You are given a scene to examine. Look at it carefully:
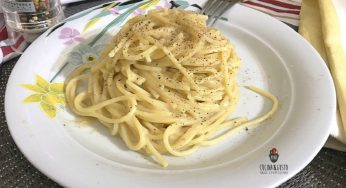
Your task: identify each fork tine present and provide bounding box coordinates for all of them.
[201,0,217,15]
[210,0,240,26]
[206,0,228,25]
[206,0,225,16]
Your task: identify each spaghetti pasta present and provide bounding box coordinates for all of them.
[65,9,278,167]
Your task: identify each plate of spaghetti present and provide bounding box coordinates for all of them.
[5,0,336,187]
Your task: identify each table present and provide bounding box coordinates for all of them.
[1,0,345,187]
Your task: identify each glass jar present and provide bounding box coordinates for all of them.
[0,0,64,42]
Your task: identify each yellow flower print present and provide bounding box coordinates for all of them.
[21,75,65,118]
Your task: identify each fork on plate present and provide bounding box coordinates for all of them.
[201,0,242,26]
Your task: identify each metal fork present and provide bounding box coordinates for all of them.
[201,0,241,26]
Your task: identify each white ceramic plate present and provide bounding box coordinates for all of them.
[5,1,336,187]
